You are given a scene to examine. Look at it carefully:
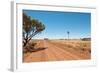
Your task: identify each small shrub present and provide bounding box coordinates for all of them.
[81,48,85,51]
[23,42,37,53]
[66,44,73,48]
[88,49,91,53]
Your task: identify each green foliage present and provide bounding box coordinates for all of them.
[23,13,45,47]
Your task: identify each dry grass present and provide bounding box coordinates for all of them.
[49,39,91,57]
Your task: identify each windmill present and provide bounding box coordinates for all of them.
[67,31,70,40]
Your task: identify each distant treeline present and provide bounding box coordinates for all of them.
[80,38,91,41]
[43,38,91,41]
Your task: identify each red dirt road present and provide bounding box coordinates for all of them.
[23,40,90,62]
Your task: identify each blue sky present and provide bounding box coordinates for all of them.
[23,10,91,39]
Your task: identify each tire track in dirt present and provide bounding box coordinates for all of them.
[44,40,81,60]
[43,40,60,61]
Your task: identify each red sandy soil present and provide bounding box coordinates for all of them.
[23,40,91,62]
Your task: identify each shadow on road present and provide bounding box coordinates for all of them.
[31,47,47,52]
[23,46,48,53]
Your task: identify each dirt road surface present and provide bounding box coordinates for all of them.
[23,40,90,62]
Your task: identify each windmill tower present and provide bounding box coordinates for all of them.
[67,31,70,40]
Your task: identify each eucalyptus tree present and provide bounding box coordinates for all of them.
[23,13,45,47]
